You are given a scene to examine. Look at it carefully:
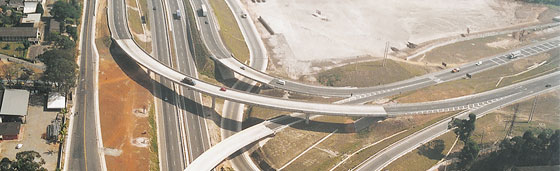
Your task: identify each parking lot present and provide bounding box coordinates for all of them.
[0,96,61,170]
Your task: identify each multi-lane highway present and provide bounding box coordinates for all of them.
[65,0,104,170]
[355,72,560,171]
[190,0,560,97]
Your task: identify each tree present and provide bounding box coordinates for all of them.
[0,151,47,171]
[22,40,31,49]
[450,114,477,142]
[3,43,10,50]
[42,56,77,94]
[1,63,23,85]
[50,1,80,22]
[458,139,479,168]
[35,3,44,14]
[66,25,78,40]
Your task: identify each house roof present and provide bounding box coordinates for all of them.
[0,89,29,116]
[21,13,41,23]
[23,1,37,13]
[0,122,21,135]
[0,27,38,38]
[49,18,60,33]
[47,92,65,109]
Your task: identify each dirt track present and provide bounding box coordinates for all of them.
[95,0,155,170]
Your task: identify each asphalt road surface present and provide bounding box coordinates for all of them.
[355,72,560,171]
[66,0,101,169]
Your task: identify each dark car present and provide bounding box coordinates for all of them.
[182,77,196,86]
[545,84,552,88]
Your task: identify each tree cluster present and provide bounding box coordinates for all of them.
[449,114,480,169]
[0,6,23,27]
[37,49,77,94]
[0,151,47,171]
[471,129,560,170]
[50,0,81,22]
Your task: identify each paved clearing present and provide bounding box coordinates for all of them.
[0,101,60,170]
[248,0,545,77]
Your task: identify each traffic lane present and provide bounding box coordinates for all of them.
[112,0,131,39]
[160,79,186,170]
[385,72,560,113]
[357,83,557,171]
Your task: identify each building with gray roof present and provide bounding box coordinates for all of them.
[0,27,40,42]
[0,89,30,123]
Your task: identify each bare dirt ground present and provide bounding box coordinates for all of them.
[246,0,548,78]
[95,0,155,170]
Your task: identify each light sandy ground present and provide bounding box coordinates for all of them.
[246,0,545,77]
[0,105,60,170]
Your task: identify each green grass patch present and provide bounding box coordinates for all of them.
[207,0,250,63]
[383,132,457,171]
[317,59,432,87]
[0,42,26,58]
[126,4,143,35]
[148,103,160,171]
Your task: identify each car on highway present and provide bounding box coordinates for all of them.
[546,84,552,88]
[451,68,461,73]
[241,14,247,18]
[220,87,227,91]
[276,79,286,85]
[182,77,196,86]
[475,61,482,66]
[153,7,156,10]
[240,66,245,70]
[507,50,521,59]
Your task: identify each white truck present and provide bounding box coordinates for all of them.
[175,10,181,19]
[201,5,208,17]
[507,50,521,59]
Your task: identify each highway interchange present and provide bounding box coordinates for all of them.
[65,0,560,170]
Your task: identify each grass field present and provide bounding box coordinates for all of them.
[207,0,250,63]
[316,59,434,87]
[383,132,457,171]
[255,111,456,170]
[393,51,556,103]
[420,34,518,64]
[0,42,26,58]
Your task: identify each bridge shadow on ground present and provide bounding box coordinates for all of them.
[110,41,360,133]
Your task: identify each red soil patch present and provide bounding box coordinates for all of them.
[95,0,155,170]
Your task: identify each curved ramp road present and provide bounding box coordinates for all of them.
[191,0,560,97]
[114,39,387,116]
[184,71,560,171]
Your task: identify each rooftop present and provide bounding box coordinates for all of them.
[0,27,38,38]
[23,1,38,13]
[47,92,65,109]
[0,89,29,116]
[21,13,41,24]
[0,122,21,135]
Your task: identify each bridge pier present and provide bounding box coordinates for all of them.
[211,96,216,109]
[305,114,310,124]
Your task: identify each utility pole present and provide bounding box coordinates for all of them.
[528,96,538,123]
[505,104,519,139]
[383,41,389,67]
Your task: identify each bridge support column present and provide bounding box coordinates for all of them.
[211,96,216,109]
[305,114,310,124]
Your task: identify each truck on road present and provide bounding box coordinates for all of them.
[175,10,181,19]
[201,5,208,17]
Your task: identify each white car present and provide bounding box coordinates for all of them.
[16,144,23,149]
[475,61,482,66]
[276,79,286,85]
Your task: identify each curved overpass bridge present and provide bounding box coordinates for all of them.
[107,0,388,117]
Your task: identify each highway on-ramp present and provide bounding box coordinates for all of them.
[354,72,560,171]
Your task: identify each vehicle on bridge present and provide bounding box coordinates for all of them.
[175,10,181,19]
[182,77,196,85]
[507,50,521,59]
[201,5,208,17]
[275,79,286,85]
[451,68,461,73]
